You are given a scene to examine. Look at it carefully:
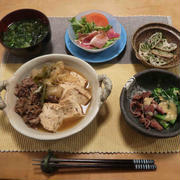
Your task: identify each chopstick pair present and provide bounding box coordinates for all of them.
[32,151,157,173]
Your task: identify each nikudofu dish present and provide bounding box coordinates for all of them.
[0,54,112,140]
[14,61,92,132]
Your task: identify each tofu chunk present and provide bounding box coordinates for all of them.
[59,71,87,88]
[62,88,91,105]
[39,98,84,132]
[39,103,64,132]
[60,83,91,105]
[59,98,84,121]
[69,71,87,88]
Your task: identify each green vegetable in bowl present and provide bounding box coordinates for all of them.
[152,88,180,108]
[152,87,180,127]
[69,17,112,38]
[2,19,48,48]
[102,38,119,48]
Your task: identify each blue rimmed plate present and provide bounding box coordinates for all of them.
[65,24,127,63]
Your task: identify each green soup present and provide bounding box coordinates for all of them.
[2,19,49,48]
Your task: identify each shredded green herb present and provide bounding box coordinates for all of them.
[152,87,180,128]
[152,87,180,111]
[3,19,48,48]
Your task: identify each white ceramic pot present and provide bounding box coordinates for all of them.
[0,54,112,140]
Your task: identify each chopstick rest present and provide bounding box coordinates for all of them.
[32,151,157,173]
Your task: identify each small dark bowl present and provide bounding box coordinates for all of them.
[132,23,180,69]
[120,69,180,138]
[0,9,51,58]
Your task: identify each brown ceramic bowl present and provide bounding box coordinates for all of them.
[132,23,180,69]
[0,9,51,58]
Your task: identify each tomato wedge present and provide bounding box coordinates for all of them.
[84,12,109,27]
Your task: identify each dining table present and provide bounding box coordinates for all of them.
[0,0,180,180]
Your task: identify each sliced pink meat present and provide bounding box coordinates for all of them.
[107,28,120,39]
[81,31,99,43]
[75,28,120,49]
[75,40,93,49]
[90,32,109,48]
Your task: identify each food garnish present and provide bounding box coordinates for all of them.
[84,12,109,27]
[130,87,180,131]
[138,32,177,66]
[69,12,120,49]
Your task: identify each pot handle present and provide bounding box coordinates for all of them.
[98,74,112,104]
[0,80,8,110]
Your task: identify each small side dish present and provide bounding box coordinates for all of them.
[138,32,177,66]
[69,12,120,49]
[14,61,92,132]
[120,69,180,138]
[130,88,180,131]
[68,10,120,52]
[132,23,180,69]
[2,19,49,48]
[0,9,51,57]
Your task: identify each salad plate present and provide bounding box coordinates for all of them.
[65,23,127,63]
[68,10,121,53]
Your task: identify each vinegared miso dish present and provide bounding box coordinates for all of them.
[130,87,180,131]
[14,61,92,132]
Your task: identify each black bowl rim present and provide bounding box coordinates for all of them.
[120,68,180,138]
[0,8,51,50]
